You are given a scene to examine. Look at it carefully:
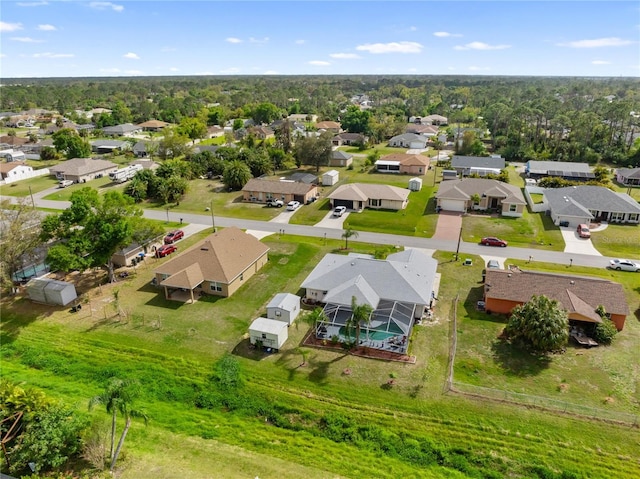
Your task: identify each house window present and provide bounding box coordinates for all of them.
[261,333,266,339]
[610,212,625,222]
[275,310,281,317]
[240,273,244,281]
[210,282,223,292]
[628,213,639,222]
[369,199,381,207]
[509,204,517,212]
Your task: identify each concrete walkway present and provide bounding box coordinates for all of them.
[560,226,602,256]
[314,209,349,229]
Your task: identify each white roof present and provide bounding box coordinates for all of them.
[267,293,300,311]
[249,317,288,335]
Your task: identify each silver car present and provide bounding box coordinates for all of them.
[608,259,640,272]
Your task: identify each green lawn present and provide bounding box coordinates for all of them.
[338,144,403,156]
[462,208,564,251]
[530,193,544,204]
[42,176,123,201]
[505,165,525,187]
[198,136,227,146]
[452,257,640,415]
[591,223,640,259]
[1,174,59,197]
[2,240,638,477]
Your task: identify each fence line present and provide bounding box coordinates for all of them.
[446,296,639,427]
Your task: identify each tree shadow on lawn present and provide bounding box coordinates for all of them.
[306,352,349,386]
[490,339,552,377]
[0,297,56,345]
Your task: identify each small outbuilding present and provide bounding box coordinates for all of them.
[26,278,77,306]
[249,317,289,351]
[442,170,458,181]
[322,169,339,186]
[266,293,301,325]
[408,177,423,191]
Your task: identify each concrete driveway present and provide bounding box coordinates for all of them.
[314,209,349,229]
[269,208,298,224]
[560,226,602,256]
[432,211,462,241]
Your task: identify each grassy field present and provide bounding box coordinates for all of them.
[42,176,124,200]
[462,208,565,251]
[1,174,59,196]
[591,223,640,259]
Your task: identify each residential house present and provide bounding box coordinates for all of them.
[266,293,301,325]
[90,139,128,154]
[332,133,366,147]
[154,227,270,303]
[315,121,341,133]
[409,114,448,126]
[436,178,526,216]
[329,150,353,167]
[241,178,318,205]
[130,159,159,171]
[376,153,430,175]
[248,126,275,140]
[137,119,171,132]
[0,136,29,148]
[0,149,27,162]
[543,186,640,226]
[328,183,410,211]
[616,167,640,186]
[102,123,142,137]
[50,158,118,183]
[405,124,439,137]
[206,125,225,138]
[526,161,595,182]
[0,162,34,182]
[132,141,157,158]
[288,113,317,123]
[289,172,318,184]
[111,237,163,268]
[301,249,438,353]
[388,133,427,149]
[484,268,629,331]
[451,155,505,177]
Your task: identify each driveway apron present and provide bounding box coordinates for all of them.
[432,212,462,241]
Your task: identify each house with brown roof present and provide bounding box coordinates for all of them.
[49,158,118,183]
[0,136,30,148]
[484,268,630,331]
[376,154,430,175]
[332,133,366,147]
[248,126,275,140]
[241,178,318,205]
[154,227,270,303]
[315,121,341,133]
[405,124,439,137]
[328,183,410,211]
[436,178,526,217]
[206,125,225,138]
[137,119,171,132]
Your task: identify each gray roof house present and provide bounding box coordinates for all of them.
[301,249,438,354]
[436,178,526,217]
[102,123,142,137]
[451,156,505,176]
[90,139,128,154]
[289,172,318,184]
[50,158,118,183]
[329,150,353,167]
[526,161,595,181]
[616,167,640,186]
[543,186,640,226]
[388,133,427,149]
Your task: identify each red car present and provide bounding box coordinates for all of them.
[481,237,508,247]
[156,244,177,258]
[164,229,184,244]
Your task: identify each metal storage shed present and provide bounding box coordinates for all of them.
[322,170,339,186]
[249,317,289,351]
[26,278,77,306]
[408,177,423,191]
[266,293,301,325]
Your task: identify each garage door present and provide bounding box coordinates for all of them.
[333,199,354,209]
[440,199,466,212]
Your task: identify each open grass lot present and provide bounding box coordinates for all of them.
[591,223,640,259]
[2,235,640,477]
[462,208,564,251]
[505,164,525,187]
[42,175,123,200]
[338,144,400,156]
[453,257,640,415]
[0,174,59,196]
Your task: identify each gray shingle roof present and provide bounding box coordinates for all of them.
[527,161,591,175]
[544,186,640,215]
[617,167,640,180]
[50,157,117,176]
[436,178,526,204]
[452,155,505,169]
[328,183,410,202]
[242,178,317,195]
[331,150,353,160]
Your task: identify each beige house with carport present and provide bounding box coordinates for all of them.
[50,158,118,183]
[435,178,526,217]
[241,178,318,205]
[154,227,269,303]
[328,183,410,211]
[376,153,430,175]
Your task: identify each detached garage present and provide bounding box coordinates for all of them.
[249,317,289,351]
[26,278,77,306]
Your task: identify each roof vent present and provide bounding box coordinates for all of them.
[508,273,512,278]
[350,262,355,266]
[201,248,208,251]
[570,280,575,285]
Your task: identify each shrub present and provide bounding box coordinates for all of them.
[592,319,617,345]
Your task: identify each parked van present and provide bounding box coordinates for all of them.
[577,224,591,238]
[59,179,74,188]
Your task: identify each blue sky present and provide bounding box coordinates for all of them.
[1,1,639,78]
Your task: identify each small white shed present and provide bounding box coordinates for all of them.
[266,293,301,325]
[26,278,77,306]
[408,177,423,191]
[322,170,339,186]
[249,317,289,351]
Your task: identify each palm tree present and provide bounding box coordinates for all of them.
[348,296,373,346]
[341,227,358,250]
[89,378,147,471]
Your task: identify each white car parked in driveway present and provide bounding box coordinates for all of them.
[332,206,347,217]
[286,201,300,211]
[608,259,640,272]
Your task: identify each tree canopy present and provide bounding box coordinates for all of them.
[52,128,91,159]
[294,131,332,172]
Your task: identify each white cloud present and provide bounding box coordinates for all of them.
[295,39,305,45]
[99,67,121,73]
[0,53,6,58]
[407,67,417,72]
[32,52,74,58]
[17,1,48,6]
[89,2,124,13]
[226,37,242,44]
[124,70,143,75]
[11,37,44,43]
[37,24,56,31]
[196,71,215,75]
[591,60,611,65]
[468,66,491,71]
[169,67,179,72]
[558,37,633,48]
[356,41,423,54]
[409,26,417,32]
[220,67,240,74]
[249,37,269,44]
[433,31,462,38]
[329,53,361,59]
[308,60,330,66]
[123,52,140,60]
[454,41,510,51]
[264,70,279,75]
[1,22,24,32]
